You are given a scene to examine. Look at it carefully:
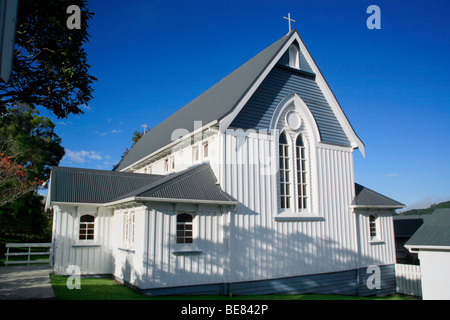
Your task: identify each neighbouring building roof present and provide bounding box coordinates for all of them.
[393,216,425,238]
[46,164,237,208]
[405,209,450,249]
[351,183,405,209]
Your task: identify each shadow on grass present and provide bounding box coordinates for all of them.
[49,274,419,301]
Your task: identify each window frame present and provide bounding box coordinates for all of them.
[202,141,209,159]
[295,134,308,211]
[164,158,169,173]
[278,131,292,210]
[278,130,311,214]
[79,214,95,241]
[289,44,300,69]
[192,145,199,162]
[176,213,194,245]
[122,210,135,248]
[369,215,377,239]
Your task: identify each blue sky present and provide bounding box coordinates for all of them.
[39,0,450,210]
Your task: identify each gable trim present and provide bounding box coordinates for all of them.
[219,30,365,157]
[293,33,365,157]
[219,32,296,133]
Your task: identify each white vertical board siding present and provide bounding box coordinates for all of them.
[222,132,359,282]
[52,205,114,275]
[316,146,358,271]
[355,209,397,267]
[141,203,229,289]
[112,206,147,288]
[131,133,219,176]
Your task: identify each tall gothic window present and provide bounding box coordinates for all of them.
[279,132,291,209]
[296,135,307,210]
[278,130,310,212]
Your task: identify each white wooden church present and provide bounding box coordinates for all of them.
[46,28,405,296]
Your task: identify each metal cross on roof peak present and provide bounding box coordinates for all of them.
[283,13,295,33]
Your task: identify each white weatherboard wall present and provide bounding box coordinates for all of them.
[418,250,450,300]
[52,205,114,275]
[140,202,231,289]
[112,205,147,288]
[354,209,397,267]
[221,131,362,282]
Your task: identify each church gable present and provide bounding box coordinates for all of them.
[116,30,364,172]
[229,60,351,147]
[229,39,351,147]
[277,41,314,74]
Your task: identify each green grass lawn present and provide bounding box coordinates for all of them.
[49,274,419,300]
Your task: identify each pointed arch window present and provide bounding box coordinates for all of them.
[289,44,300,69]
[278,131,310,213]
[279,132,291,209]
[296,135,308,210]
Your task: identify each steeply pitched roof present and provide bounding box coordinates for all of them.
[351,183,405,209]
[47,164,237,208]
[115,32,293,171]
[116,29,366,171]
[405,209,450,249]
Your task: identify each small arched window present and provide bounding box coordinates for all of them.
[289,44,300,69]
[296,135,307,210]
[176,213,193,244]
[279,132,291,209]
[79,214,95,240]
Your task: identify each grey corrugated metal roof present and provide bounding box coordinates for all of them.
[113,163,237,203]
[351,183,405,208]
[393,217,424,237]
[115,31,294,171]
[405,209,450,248]
[49,166,163,204]
[48,164,236,206]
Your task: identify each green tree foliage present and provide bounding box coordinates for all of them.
[0,0,96,119]
[0,105,63,239]
[132,130,144,144]
[0,104,64,182]
[0,152,42,206]
[0,192,51,241]
[113,127,151,170]
[399,201,450,216]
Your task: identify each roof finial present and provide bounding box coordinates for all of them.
[283,13,295,33]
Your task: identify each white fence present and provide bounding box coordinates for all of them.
[395,263,422,297]
[4,243,52,266]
